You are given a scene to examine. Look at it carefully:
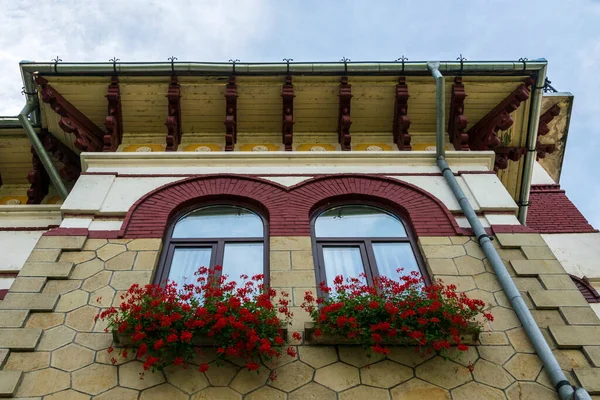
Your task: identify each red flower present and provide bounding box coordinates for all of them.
[181,331,193,343]
[167,334,178,343]
[136,343,147,358]
[369,301,380,309]
[287,347,297,357]
[143,356,159,370]
[457,344,469,352]
[246,362,260,371]
[198,363,210,372]
[292,332,302,341]
[153,339,164,350]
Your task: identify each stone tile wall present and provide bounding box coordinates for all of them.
[0,234,599,399]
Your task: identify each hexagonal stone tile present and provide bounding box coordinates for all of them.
[421,245,466,258]
[3,351,50,372]
[55,290,89,312]
[479,331,509,345]
[140,383,188,400]
[464,240,486,259]
[507,328,535,353]
[360,360,412,388]
[97,244,127,261]
[289,382,336,400]
[387,347,435,367]
[415,356,472,389]
[91,285,116,308]
[15,368,70,397]
[37,325,76,351]
[465,289,497,307]
[229,366,270,394]
[43,279,82,295]
[45,389,90,399]
[120,361,165,390]
[82,271,113,292]
[134,251,159,270]
[472,359,515,389]
[25,312,65,329]
[552,349,590,369]
[506,381,558,399]
[269,361,314,392]
[51,343,94,371]
[489,307,521,331]
[314,362,359,392]
[191,387,241,400]
[75,332,112,350]
[340,386,390,400]
[474,273,502,292]
[96,345,136,366]
[454,255,486,275]
[504,353,543,380]
[65,305,98,331]
[111,271,152,290]
[298,346,338,368]
[106,251,137,271]
[93,386,139,399]
[203,361,238,386]
[83,238,107,250]
[72,363,117,395]
[338,346,385,367]
[164,365,209,394]
[59,251,97,264]
[451,381,505,400]
[390,378,450,400]
[262,348,298,369]
[70,259,105,280]
[478,345,515,365]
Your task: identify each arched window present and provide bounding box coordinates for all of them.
[313,204,425,290]
[156,205,267,287]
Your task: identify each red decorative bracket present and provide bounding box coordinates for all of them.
[104,76,123,152]
[538,104,561,137]
[165,76,182,151]
[448,77,469,150]
[224,76,238,151]
[282,76,295,151]
[338,77,352,151]
[27,146,50,204]
[393,77,411,150]
[536,142,556,160]
[494,146,526,171]
[35,76,104,152]
[467,78,533,151]
[40,130,81,182]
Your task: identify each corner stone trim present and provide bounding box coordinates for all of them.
[121,174,461,238]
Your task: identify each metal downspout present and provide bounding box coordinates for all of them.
[518,64,547,224]
[426,62,591,400]
[17,99,69,200]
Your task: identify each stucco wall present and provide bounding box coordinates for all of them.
[1,233,599,398]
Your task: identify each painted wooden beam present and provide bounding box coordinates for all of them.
[224,76,238,151]
[494,146,526,171]
[165,76,182,151]
[337,76,352,151]
[40,129,81,182]
[281,76,295,151]
[392,77,411,151]
[104,76,123,152]
[448,77,469,151]
[538,104,561,137]
[26,146,50,204]
[35,76,104,152]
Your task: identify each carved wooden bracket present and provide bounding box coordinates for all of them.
[35,76,104,152]
[536,142,556,159]
[165,76,182,151]
[538,104,561,136]
[494,146,526,171]
[104,76,123,152]
[39,130,81,182]
[448,77,469,150]
[27,146,50,204]
[224,76,238,151]
[393,77,411,150]
[338,77,352,151]
[467,78,533,151]
[282,76,295,151]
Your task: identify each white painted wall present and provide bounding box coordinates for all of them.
[462,174,518,210]
[0,231,44,272]
[99,177,185,214]
[542,233,600,280]
[532,161,556,185]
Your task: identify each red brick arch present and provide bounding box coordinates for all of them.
[121,174,461,238]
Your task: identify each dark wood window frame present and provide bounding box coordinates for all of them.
[155,202,270,286]
[310,201,429,294]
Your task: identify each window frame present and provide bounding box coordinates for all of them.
[155,202,270,286]
[310,201,429,293]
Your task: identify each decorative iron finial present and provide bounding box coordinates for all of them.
[518,57,528,72]
[109,57,120,74]
[229,59,240,74]
[457,54,467,73]
[396,55,408,72]
[283,58,293,73]
[543,77,558,93]
[52,56,62,73]
[168,56,178,74]
[340,57,351,73]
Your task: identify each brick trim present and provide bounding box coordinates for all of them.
[120,174,462,238]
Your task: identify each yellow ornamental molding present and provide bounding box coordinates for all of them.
[122,144,166,152]
[182,144,223,152]
[296,144,337,152]
[239,144,281,152]
[0,196,28,205]
[353,143,393,151]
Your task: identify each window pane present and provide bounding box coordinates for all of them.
[173,205,263,238]
[322,246,365,290]
[315,205,406,238]
[223,243,263,284]
[372,242,419,279]
[168,248,212,288]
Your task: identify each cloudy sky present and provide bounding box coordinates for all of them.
[1,0,599,227]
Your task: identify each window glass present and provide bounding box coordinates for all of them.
[315,205,406,238]
[223,243,264,283]
[168,248,212,288]
[173,205,263,238]
[372,242,419,278]
[322,246,365,290]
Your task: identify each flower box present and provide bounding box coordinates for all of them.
[303,322,478,346]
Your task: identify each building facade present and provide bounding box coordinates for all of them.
[0,59,599,399]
